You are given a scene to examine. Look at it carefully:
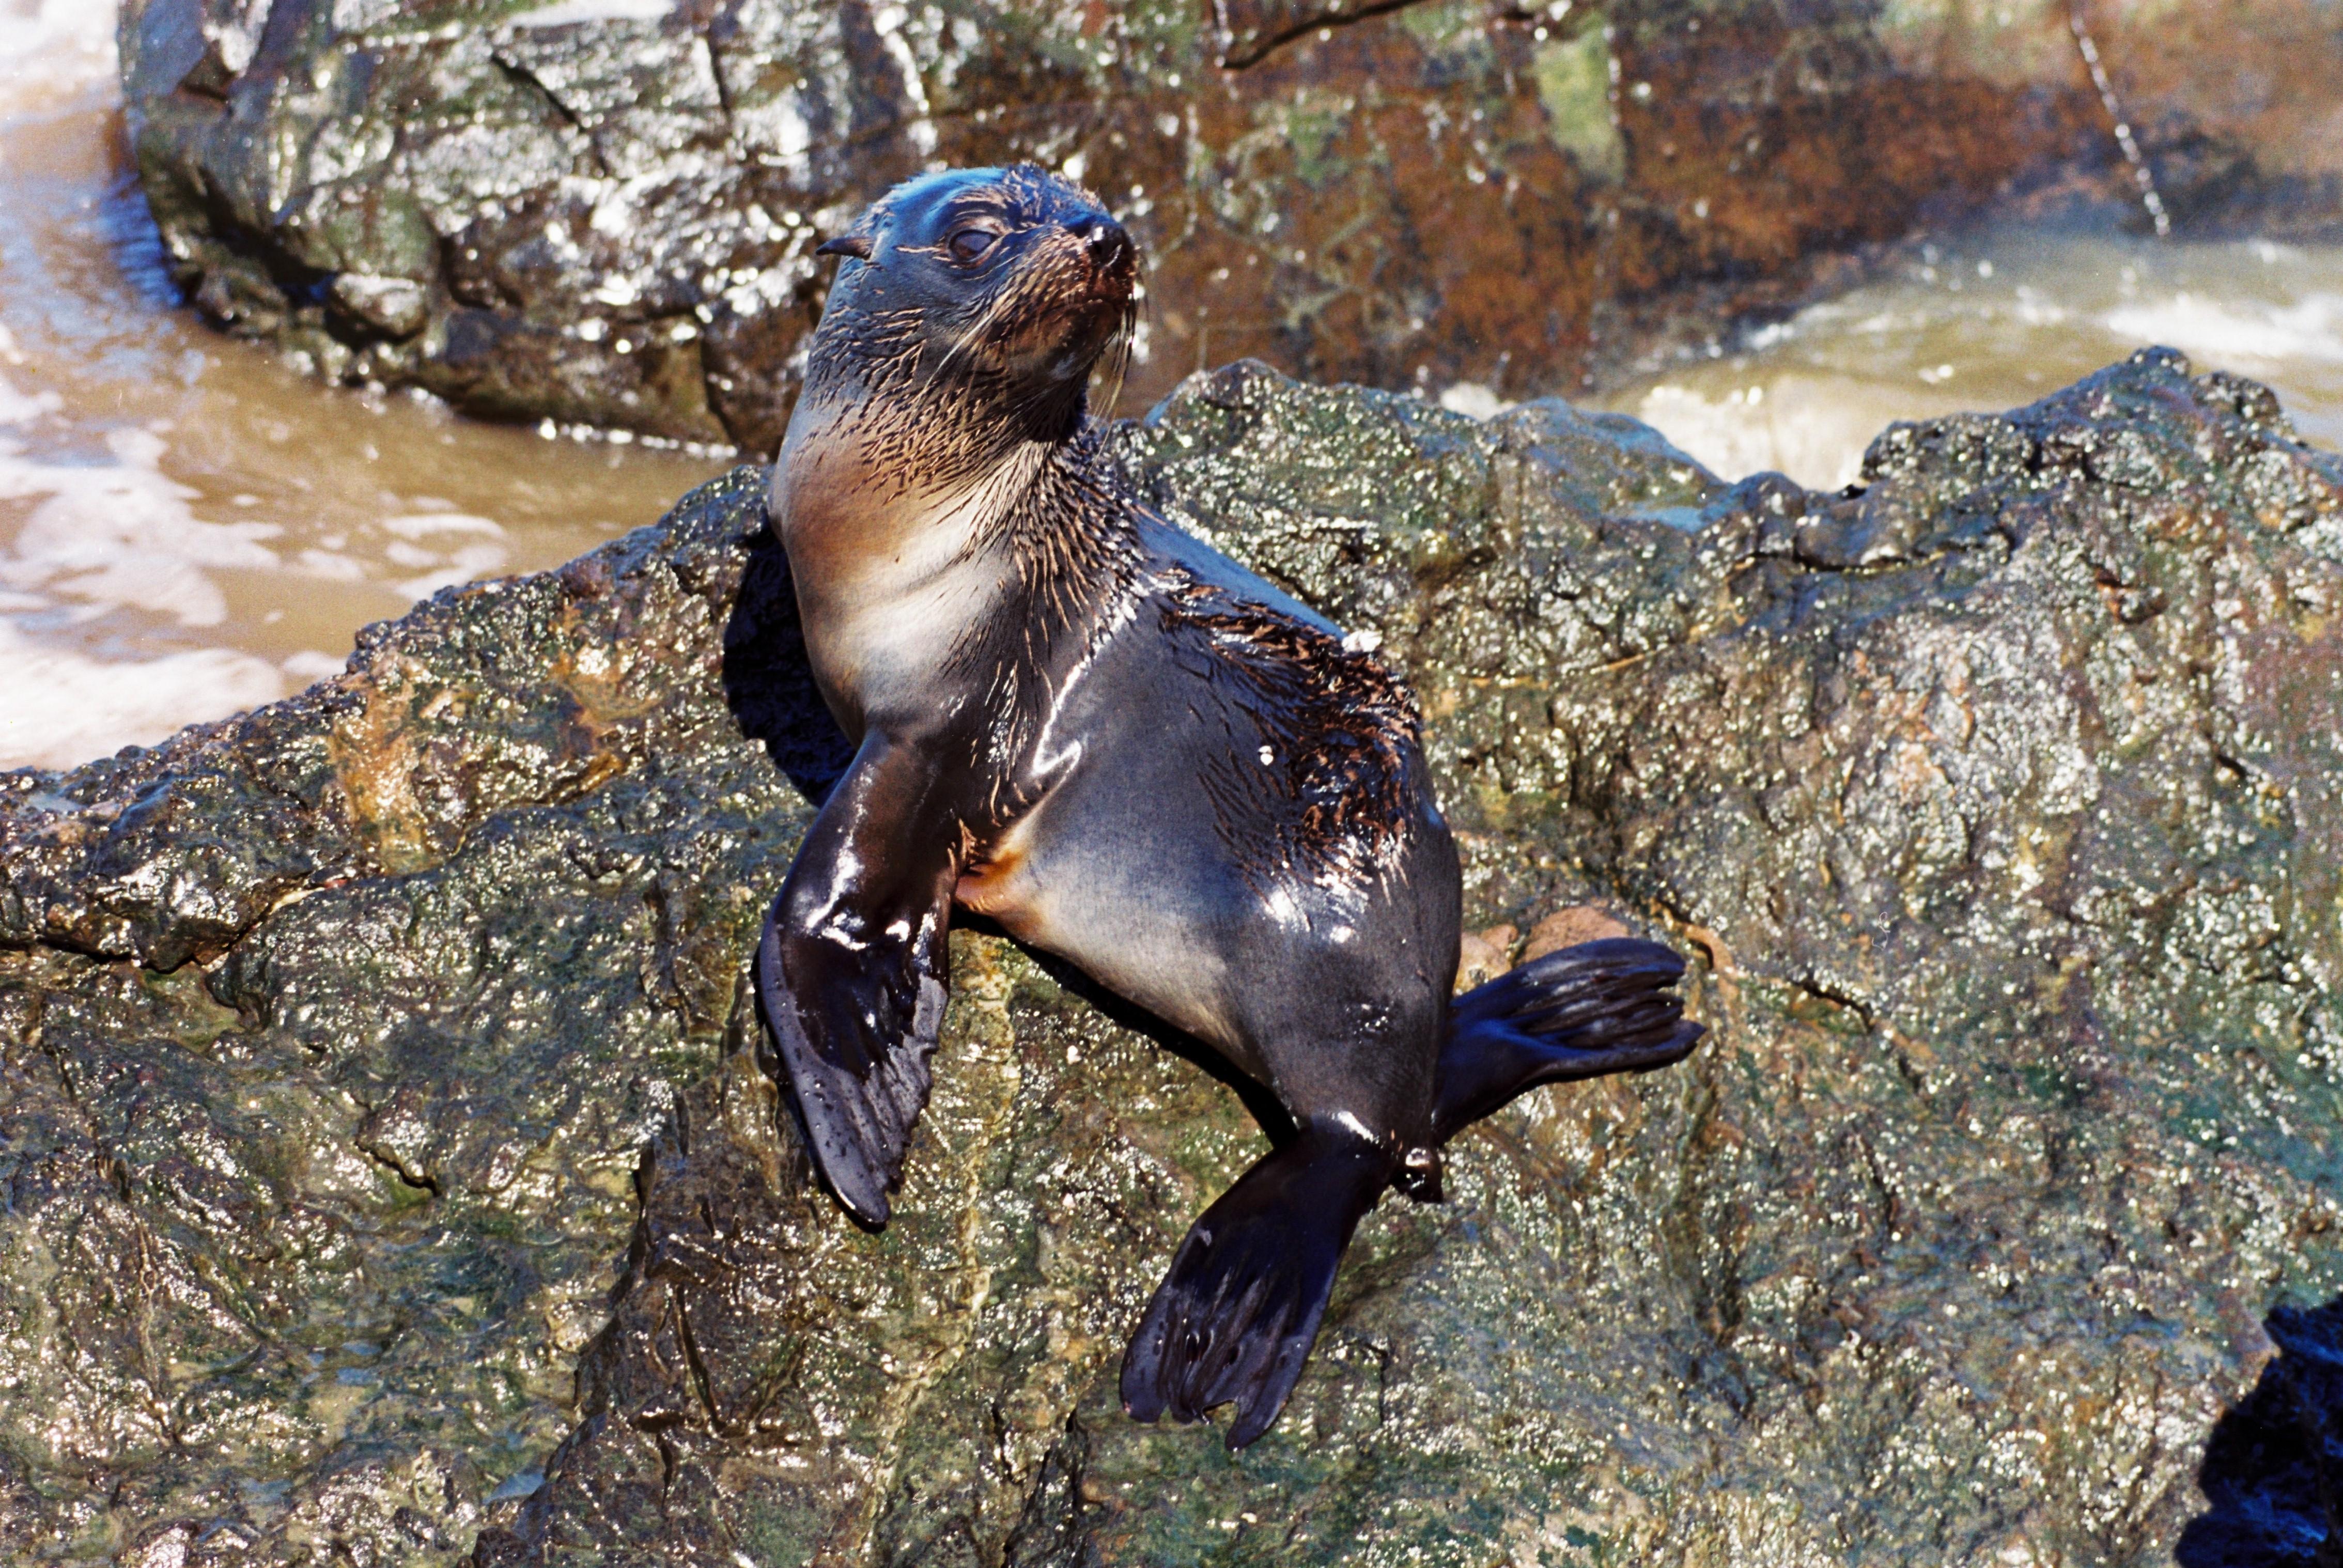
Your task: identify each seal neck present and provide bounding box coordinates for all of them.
[802,292,1095,472]
[771,395,1137,740]
[772,383,1065,571]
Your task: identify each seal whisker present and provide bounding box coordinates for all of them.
[1096,302,1137,416]
[928,273,1033,392]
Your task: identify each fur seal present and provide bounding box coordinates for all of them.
[757,165,1702,1449]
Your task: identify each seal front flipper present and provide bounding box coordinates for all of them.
[1121,1118,1396,1449]
[1432,937,1703,1143]
[757,735,959,1227]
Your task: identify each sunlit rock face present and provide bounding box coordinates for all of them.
[113,0,2343,457]
[3,349,2341,1562]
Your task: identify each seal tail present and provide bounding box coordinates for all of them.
[1432,938,1703,1143]
[1121,1118,1394,1450]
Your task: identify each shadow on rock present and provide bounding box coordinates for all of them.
[720,523,855,805]
[2178,1299,2343,1567]
[1006,929,1299,1147]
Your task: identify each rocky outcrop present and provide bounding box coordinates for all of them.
[4,350,2343,1564]
[116,0,2343,456]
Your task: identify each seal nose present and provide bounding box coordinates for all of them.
[1069,215,1133,274]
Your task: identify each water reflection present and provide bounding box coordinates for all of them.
[0,0,728,770]
[1593,229,2343,489]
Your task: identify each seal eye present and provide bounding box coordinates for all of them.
[945,226,999,265]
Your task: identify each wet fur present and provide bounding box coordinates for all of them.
[757,165,1700,1449]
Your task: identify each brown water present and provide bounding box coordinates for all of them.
[1582,231,2343,491]
[0,0,729,770]
[6,2,2340,772]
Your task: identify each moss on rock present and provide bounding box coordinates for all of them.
[3,351,2342,1563]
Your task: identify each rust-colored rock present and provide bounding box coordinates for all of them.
[115,0,2343,456]
[1520,902,1632,962]
[1454,927,1512,990]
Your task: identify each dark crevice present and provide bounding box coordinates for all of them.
[1853,1130,1902,1239]
[1655,1024,1752,1409]
[1213,0,1435,70]
[654,1431,679,1507]
[700,30,734,126]
[22,1000,77,1107]
[1000,1414,1095,1566]
[358,1139,443,1198]
[1791,974,1879,1030]
[489,54,614,180]
[672,1293,719,1427]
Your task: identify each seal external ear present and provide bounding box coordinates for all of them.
[815,234,872,260]
[1430,937,1704,1143]
[1121,1118,1397,1449]
[756,736,959,1225]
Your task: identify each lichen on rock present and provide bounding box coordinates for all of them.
[3,350,2342,1563]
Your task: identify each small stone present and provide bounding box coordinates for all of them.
[328,273,430,339]
[1519,904,1632,963]
[1455,929,1510,992]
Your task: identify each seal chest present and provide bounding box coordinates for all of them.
[754,164,1702,1449]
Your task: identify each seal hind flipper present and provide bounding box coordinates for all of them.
[1431,937,1703,1143]
[1121,1119,1396,1449]
[756,737,958,1227]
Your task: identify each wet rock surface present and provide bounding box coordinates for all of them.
[115,0,2343,455]
[4,349,2343,1563]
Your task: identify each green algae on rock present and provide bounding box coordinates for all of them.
[4,351,2343,1563]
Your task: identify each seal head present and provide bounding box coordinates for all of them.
[806,166,1136,451]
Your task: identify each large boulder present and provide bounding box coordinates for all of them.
[113,0,2343,456]
[4,349,2342,1564]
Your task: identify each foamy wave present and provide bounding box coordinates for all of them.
[0,0,118,107]
[0,419,283,627]
[0,364,306,766]
[0,618,293,771]
[2103,293,2343,367]
[1437,382,1513,421]
[381,510,509,598]
[1633,377,1911,489]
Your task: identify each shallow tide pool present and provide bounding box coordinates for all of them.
[4,0,2340,771]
